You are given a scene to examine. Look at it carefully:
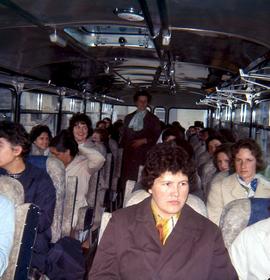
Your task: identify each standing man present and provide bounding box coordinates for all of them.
[120,90,161,187]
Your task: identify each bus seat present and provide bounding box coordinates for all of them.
[98,212,112,244]
[46,156,66,242]
[137,165,144,182]
[220,198,270,248]
[3,203,39,280]
[124,190,208,218]
[61,176,77,237]
[27,155,66,242]
[123,180,136,207]
[0,176,39,280]
[111,148,123,192]
[0,175,24,205]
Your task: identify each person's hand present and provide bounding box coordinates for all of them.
[131,138,147,148]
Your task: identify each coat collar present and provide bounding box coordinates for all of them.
[133,197,204,274]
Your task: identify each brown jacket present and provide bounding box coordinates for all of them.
[89,197,237,280]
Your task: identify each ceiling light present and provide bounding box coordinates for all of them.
[113,8,144,22]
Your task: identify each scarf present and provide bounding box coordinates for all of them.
[128,110,146,131]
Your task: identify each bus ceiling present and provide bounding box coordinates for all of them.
[0,0,269,108]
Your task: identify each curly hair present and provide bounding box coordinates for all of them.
[29,124,52,143]
[0,121,31,158]
[68,113,93,138]
[231,139,265,172]
[93,128,109,143]
[141,142,195,191]
[213,143,233,170]
[133,90,152,103]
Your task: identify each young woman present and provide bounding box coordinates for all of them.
[0,121,55,273]
[29,124,52,155]
[207,139,270,225]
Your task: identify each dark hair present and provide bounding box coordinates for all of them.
[141,142,195,191]
[213,143,233,170]
[29,124,52,143]
[133,90,152,103]
[206,136,224,152]
[162,127,185,142]
[0,121,31,158]
[49,129,78,157]
[68,113,93,138]
[93,128,109,143]
[96,120,106,128]
[231,139,265,172]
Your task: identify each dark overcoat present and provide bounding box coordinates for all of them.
[120,110,161,183]
[89,197,237,280]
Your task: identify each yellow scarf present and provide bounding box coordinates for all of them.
[151,201,180,245]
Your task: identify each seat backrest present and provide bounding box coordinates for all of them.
[0,176,39,280]
[2,203,39,280]
[111,148,123,192]
[98,212,112,244]
[137,165,144,182]
[0,175,24,206]
[46,156,66,242]
[61,176,78,237]
[123,180,136,207]
[220,197,270,248]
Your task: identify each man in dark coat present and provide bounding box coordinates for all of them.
[120,90,161,187]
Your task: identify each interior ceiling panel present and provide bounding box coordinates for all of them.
[0,0,269,107]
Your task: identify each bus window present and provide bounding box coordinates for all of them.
[20,92,58,134]
[101,103,113,123]
[113,105,137,122]
[86,101,100,128]
[168,108,208,130]
[154,107,165,122]
[0,88,13,121]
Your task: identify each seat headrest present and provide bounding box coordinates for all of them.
[125,190,150,207]
[0,175,24,206]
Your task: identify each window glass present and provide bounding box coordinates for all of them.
[113,105,137,122]
[0,88,12,110]
[21,92,58,112]
[20,113,57,136]
[86,101,101,128]
[154,107,165,122]
[255,101,269,126]
[168,108,208,130]
[62,98,84,113]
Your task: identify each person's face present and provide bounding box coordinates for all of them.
[235,148,257,182]
[216,152,230,172]
[34,132,49,150]
[49,147,72,167]
[73,122,88,143]
[135,96,148,111]
[0,138,22,171]
[208,139,222,155]
[97,122,106,129]
[103,120,111,128]
[92,132,101,143]
[149,171,189,219]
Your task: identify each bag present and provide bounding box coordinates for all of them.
[46,237,85,280]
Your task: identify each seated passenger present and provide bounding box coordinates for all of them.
[69,112,106,156]
[89,143,237,280]
[0,195,15,277]
[49,129,105,227]
[29,124,52,155]
[229,217,270,280]
[0,121,56,273]
[207,139,270,225]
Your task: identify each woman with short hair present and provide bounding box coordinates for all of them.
[89,143,237,280]
[207,138,270,225]
[29,124,52,155]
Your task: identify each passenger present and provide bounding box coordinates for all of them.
[69,112,105,155]
[29,124,52,155]
[92,128,111,153]
[0,194,15,277]
[96,120,106,129]
[205,143,233,197]
[89,143,237,279]
[229,217,270,280]
[110,119,123,143]
[120,90,161,186]
[207,139,270,225]
[49,129,105,227]
[0,121,56,273]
